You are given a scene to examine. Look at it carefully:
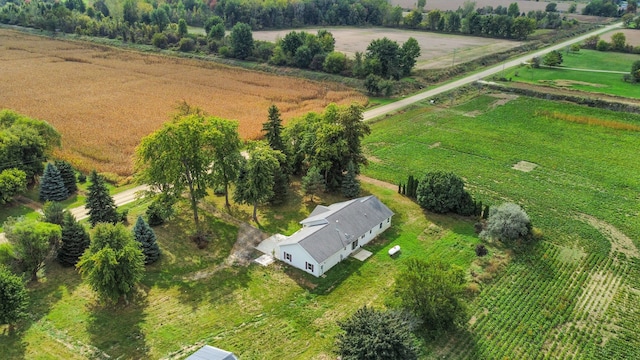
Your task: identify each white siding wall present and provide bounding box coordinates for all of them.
[278,215,393,277]
[279,244,320,277]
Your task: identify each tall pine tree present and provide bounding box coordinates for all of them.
[302,166,325,203]
[39,163,69,202]
[262,105,289,205]
[54,160,78,195]
[262,104,285,152]
[133,216,161,265]
[86,170,118,226]
[341,161,360,198]
[57,212,90,267]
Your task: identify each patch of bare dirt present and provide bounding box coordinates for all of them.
[428,141,441,149]
[600,28,640,46]
[512,160,538,172]
[357,174,397,191]
[489,93,519,108]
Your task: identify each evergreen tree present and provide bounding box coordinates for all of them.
[86,170,118,227]
[262,105,286,152]
[42,201,65,226]
[57,212,90,267]
[302,166,325,203]
[263,105,289,205]
[39,163,69,202]
[341,161,360,199]
[54,160,78,195]
[132,216,161,265]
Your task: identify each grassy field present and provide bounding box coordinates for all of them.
[0,29,365,177]
[362,94,640,358]
[505,49,640,98]
[0,178,495,359]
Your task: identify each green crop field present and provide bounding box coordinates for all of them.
[362,94,640,358]
[505,49,640,98]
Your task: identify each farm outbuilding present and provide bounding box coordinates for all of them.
[258,196,393,277]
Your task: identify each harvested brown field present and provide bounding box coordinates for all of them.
[0,29,366,177]
[389,0,583,13]
[252,27,523,69]
[601,28,640,46]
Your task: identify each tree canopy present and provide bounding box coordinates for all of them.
[4,217,61,282]
[77,223,145,304]
[57,212,90,267]
[132,216,161,265]
[481,202,531,244]
[233,142,283,223]
[335,306,418,360]
[136,110,242,230]
[86,170,118,227]
[0,110,60,184]
[230,22,253,60]
[395,259,467,334]
[39,163,69,202]
[0,265,29,327]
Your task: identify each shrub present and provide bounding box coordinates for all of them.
[323,51,347,74]
[416,171,466,214]
[77,172,86,183]
[475,244,488,257]
[481,202,531,244]
[596,39,609,51]
[152,33,168,49]
[178,38,195,52]
[543,50,563,66]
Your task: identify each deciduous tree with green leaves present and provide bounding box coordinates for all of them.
[233,142,284,223]
[86,170,118,227]
[77,223,145,305]
[42,201,65,226]
[335,306,418,360]
[395,259,467,334]
[0,265,29,329]
[136,111,239,230]
[4,218,61,282]
[0,168,26,204]
[209,117,243,209]
[230,22,254,60]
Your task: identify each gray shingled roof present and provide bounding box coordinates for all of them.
[186,345,238,360]
[281,196,393,263]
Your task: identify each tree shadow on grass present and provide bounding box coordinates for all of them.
[0,326,28,359]
[86,293,149,359]
[0,261,84,358]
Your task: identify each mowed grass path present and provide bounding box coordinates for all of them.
[506,49,640,97]
[362,95,640,358]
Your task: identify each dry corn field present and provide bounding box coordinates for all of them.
[0,29,366,177]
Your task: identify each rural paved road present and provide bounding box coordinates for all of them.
[68,185,151,221]
[0,22,622,245]
[362,22,623,121]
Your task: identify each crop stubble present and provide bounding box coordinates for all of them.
[0,29,365,176]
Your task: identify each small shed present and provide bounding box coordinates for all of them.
[186,345,238,360]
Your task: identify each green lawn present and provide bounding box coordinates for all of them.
[0,179,490,359]
[362,95,640,358]
[505,49,640,98]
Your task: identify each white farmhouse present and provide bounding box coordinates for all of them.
[269,195,393,277]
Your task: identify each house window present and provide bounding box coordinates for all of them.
[305,262,314,272]
[370,229,372,234]
[380,223,383,229]
[351,238,359,250]
[284,252,292,262]
[387,218,390,223]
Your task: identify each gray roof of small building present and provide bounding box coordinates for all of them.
[186,345,238,360]
[280,196,394,263]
